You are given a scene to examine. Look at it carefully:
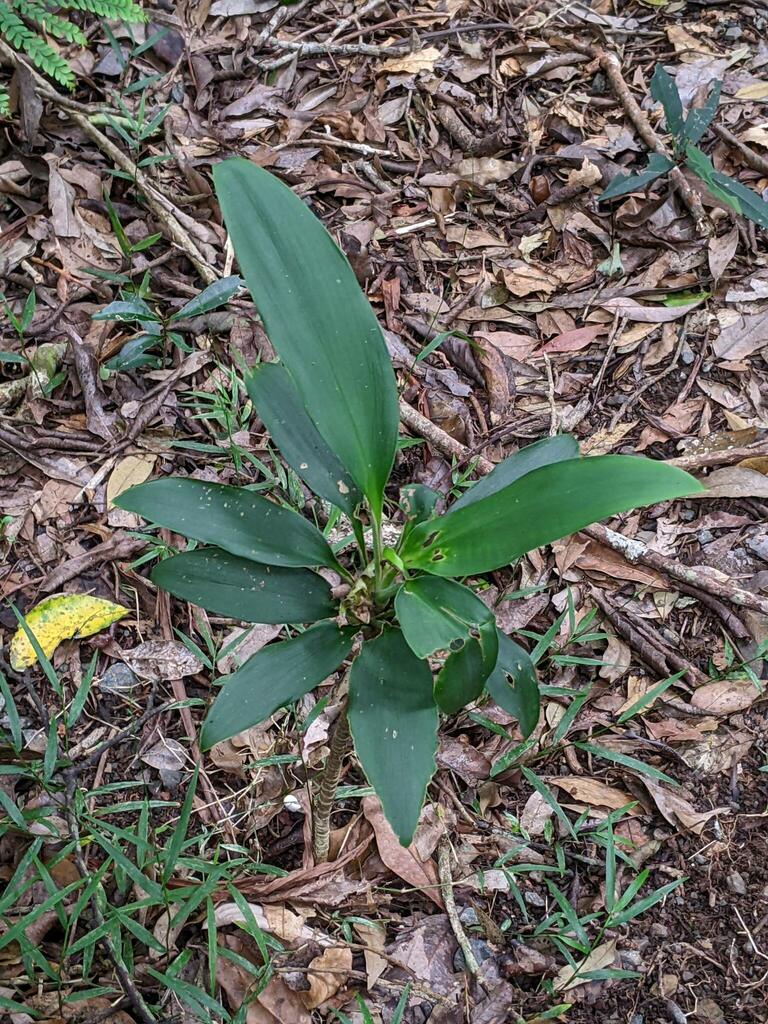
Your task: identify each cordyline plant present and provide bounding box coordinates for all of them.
[116,158,703,856]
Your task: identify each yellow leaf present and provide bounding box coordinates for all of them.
[10,594,128,670]
[106,454,156,506]
[736,82,768,100]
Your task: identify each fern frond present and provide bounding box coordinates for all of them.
[11,0,87,45]
[0,86,10,117]
[61,0,145,23]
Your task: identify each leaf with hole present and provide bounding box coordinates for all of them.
[348,628,438,846]
[213,158,399,517]
[201,621,356,748]
[115,478,338,569]
[485,631,540,737]
[400,456,703,577]
[152,548,335,624]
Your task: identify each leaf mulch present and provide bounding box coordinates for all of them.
[1,2,768,1023]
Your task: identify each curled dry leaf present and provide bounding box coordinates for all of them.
[554,938,618,992]
[353,920,387,990]
[123,639,203,681]
[300,945,353,1010]
[106,454,156,506]
[213,901,313,945]
[9,594,127,671]
[379,47,441,75]
[599,297,703,322]
[362,796,443,907]
[700,466,768,499]
[641,778,727,834]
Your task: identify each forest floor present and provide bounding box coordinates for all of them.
[1,1,768,1022]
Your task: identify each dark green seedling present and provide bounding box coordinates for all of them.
[116,158,703,855]
[600,64,768,229]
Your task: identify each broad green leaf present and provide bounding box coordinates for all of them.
[152,548,335,624]
[485,631,540,737]
[245,362,361,516]
[92,298,157,323]
[684,145,741,213]
[9,595,127,671]
[599,154,675,202]
[169,275,242,322]
[105,334,160,371]
[348,627,437,845]
[713,170,768,229]
[452,434,579,511]
[434,638,487,715]
[650,64,684,138]
[201,621,355,748]
[115,478,338,569]
[401,455,703,577]
[683,80,721,145]
[213,158,399,516]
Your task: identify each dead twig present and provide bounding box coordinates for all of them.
[713,123,768,178]
[585,523,768,617]
[399,399,494,472]
[438,838,479,976]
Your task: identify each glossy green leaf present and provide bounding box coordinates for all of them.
[712,169,768,229]
[213,158,399,516]
[348,627,437,845]
[485,631,540,737]
[452,434,579,511]
[650,64,684,138]
[400,483,440,524]
[434,638,487,715]
[115,478,337,569]
[246,362,361,516]
[201,621,355,748]
[683,80,721,145]
[684,145,740,213]
[92,298,157,323]
[152,548,335,624]
[169,276,242,321]
[401,456,703,577]
[599,154,675,202]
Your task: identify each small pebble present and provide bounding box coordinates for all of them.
[630,1015,644,1024]
[453,938,493,973]
[621,950,644,970]
[650,923,669,939]
[727,870,747,895]
[459,906,479,927]
[159,768,183,790]
[100,663,138,692]
[724,25,742,41]
[524,891,545,907]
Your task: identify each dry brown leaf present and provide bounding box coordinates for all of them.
[213,901,311,944]
[598,633,632,683]
[641,778,726,834]
[300,945,352,1010]
[666,25,716,62]
[554,938,617,991]
[701,466,768,499]
[539,325,603,354]
[361,796,442,907]
[690,678,760,714]
[123,639,203,681]
[503,262,558,297]
[599,297,703,322]
[707,227,739,283]
[550,777,635,810]
[379,47,441,75]
[452,157,521,185]
[353,921,387,990]
[713,311,768,359]
[520,790,554,836]
[566,158,602,188]
[742,124,768,148]
[475,330,538,360]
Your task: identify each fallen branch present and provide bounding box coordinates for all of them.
[438,839,479,976]
[585,523,768,617]
[713,123,768,178]
[399,399,494,472]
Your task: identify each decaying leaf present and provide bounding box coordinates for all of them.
[300,945,353,1010]
[379,47,441,75]
[551,776,635,810]
[122,639,203,681]
[9,594,127,670]
[106,454,157,506]
[554,938,618,991]
[690,678,761,715]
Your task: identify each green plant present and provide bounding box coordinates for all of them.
[600,64,768,229]
[94,273,241,371]
[0,0,145,114]
[114,158,703,853]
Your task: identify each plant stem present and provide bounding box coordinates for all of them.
[312,704,351,863]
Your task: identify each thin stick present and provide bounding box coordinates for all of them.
[437,839,479,976]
